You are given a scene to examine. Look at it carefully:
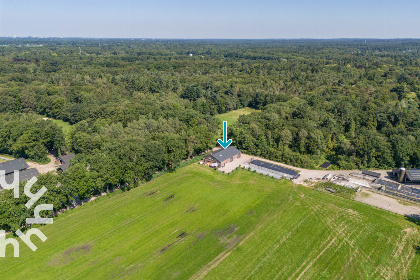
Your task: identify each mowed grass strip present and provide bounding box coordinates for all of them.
[1,164,420,280]
[216,107,260,126]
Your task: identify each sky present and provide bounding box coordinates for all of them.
[0,0,419,39]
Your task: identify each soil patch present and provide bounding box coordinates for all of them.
[163,194,175,202]
[49,243,92,266]
[145,191,159,197]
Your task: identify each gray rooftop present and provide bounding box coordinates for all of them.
[0,168,39,189]
[58,153,75,171]
[250,160,299,179]
[362,170,381,178]
[0,158,29,176]
[211,146,241,163]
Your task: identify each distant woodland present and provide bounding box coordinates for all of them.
[1,38,420,230]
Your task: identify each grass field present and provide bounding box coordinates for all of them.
[50,118,72,135]
[0,153,14,163]
[217,107,260,126]
[2,164,420,279]
[37,114,72,135]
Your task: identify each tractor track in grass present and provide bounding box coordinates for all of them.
[189,232,254,280]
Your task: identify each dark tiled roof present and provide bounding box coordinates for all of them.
[211,147,240,163]
[362,170,381,178]
[319,162,332,169]
[250,160,299,179]
[58,153,75,164]
[58,153,75,171]
[0,158,29,175]
[1,168,39,186]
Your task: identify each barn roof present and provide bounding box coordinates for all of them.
[211,146,241,163]
[250,160,299,179]
[0,158,29,175]
[362,170,381,178]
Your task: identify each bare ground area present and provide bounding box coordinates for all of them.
[355,189,420,217]
[27,154,58,174]
[218,153,420,218]
[218,153,388,185]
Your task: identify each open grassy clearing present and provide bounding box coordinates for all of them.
[1,164,420,279]
[37,114,72,135]
[216,107,260,126]
[0,153,15,160]
[50,118,72,135]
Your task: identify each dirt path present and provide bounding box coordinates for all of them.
[27,154,58,174]
[355,189,420,217]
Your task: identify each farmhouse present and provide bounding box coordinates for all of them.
[0,158,39,190]
[203,146,241,168]
[250,160,299,180]
[57,153,75,171]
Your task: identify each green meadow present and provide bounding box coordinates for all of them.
[1,164,420,279]
[217,107,260,126]
[49,118,72,135]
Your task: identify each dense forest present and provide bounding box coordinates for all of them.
[1,38,420,231]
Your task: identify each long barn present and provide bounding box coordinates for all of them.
[250,160,299,180]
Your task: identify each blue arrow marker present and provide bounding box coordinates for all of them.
[217,121,232,149]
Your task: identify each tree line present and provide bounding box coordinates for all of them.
[1,38,420,231]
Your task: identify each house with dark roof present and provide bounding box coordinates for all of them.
[0,158,38,190]
[0,158,29,175]
[2,168,39,185]
[57,153,75,171]
[203,147,241,168]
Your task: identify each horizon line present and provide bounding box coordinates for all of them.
[1,36,420,41]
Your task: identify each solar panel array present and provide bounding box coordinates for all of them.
[375,179,399,190]
[406,169,420,181]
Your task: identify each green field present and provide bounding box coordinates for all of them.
[50,118,72,135]
[2,164,420,279]
[217,107,260,126]
[37,115,72,135]
[0,154,14,163]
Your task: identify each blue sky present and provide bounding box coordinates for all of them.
[0,0,419,38]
